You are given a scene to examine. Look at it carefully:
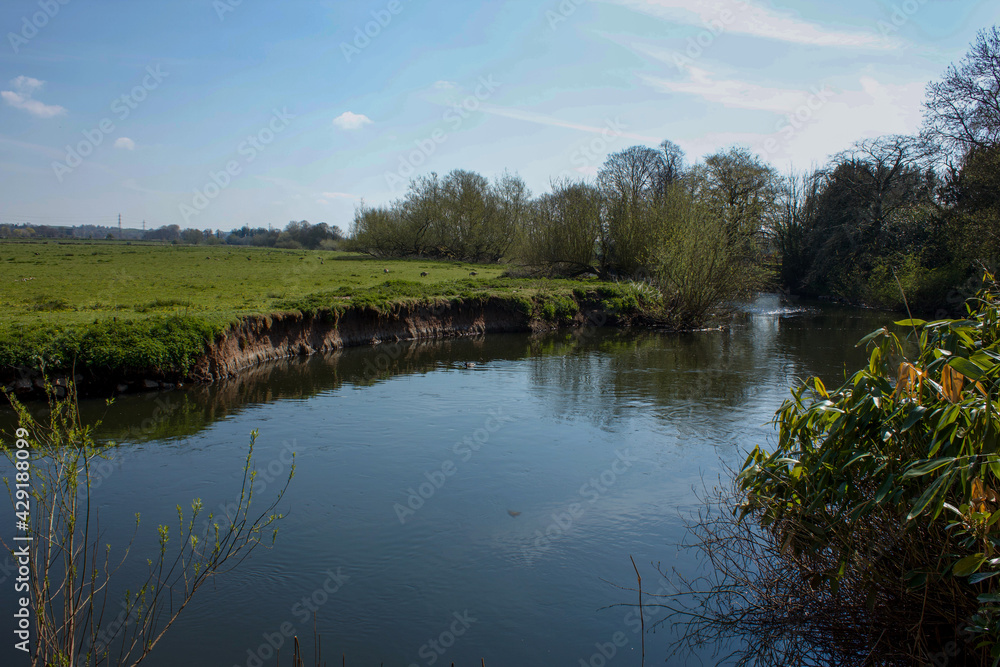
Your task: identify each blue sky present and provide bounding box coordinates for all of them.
[0,0,996,232]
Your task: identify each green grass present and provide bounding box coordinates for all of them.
[0,240,651,376]
[0,240,506,326]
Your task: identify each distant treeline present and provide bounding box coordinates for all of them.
[351,26,1000,315]
[0,220,346,251]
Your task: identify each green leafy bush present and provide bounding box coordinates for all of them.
[739,278,1000,661]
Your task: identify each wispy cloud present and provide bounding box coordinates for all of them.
[478,105,661,142]
[333,111,373,130]
[0,133,66,159]
[115,137,136,150]
[1,76,67,118]
[605,0,895,49]
[316,191,356,204]
[639,65,816,112]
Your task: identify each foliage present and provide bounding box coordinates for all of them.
[0,385,292,666]
[350,170,529,262]
[772,26,1000,313]
[0,315,223,375]
[519,180,602,275]
[653,184,765,328]
[738,280,1000,661]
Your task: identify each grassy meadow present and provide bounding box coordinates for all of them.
[0,240,644,377]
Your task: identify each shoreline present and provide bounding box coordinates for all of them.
[1,291,642,398]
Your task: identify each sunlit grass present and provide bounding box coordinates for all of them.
[0,240,644,375]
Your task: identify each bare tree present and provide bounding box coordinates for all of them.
[597,145,664,205]
[656,140,686,196]
[924,26,1000,154]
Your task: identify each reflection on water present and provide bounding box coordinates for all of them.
[0,295,892,666]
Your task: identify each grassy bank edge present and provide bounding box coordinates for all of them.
[0,278,659,383]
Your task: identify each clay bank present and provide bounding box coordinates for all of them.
[1,289,649,397]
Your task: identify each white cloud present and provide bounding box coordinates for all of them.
[11,76,43,94]
[677,75,926,171]
[640,66,815,112]
[317,191,356,205]
[478,105,661,142]
[606,0,895,50]
[115,137,136,150]
[332,111,373,130]
[433,80,459,90]
[1,76,66,118]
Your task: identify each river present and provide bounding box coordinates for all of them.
[0,295,891,666]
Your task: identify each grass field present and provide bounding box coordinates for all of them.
[0,240,507,326]
[0,240,645,377]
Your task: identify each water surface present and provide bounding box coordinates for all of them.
[0,296,891,666]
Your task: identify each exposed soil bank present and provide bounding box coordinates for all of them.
[2,295,635,397]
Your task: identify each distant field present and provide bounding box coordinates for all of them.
[0,240,506,327]
[0,240,640,377]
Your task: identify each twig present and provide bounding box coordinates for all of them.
[631,554,645,667]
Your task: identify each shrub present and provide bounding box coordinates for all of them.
[737,277,1000,662]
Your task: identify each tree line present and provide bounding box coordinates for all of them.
[351,26,1000,316]
[0,220,346,251]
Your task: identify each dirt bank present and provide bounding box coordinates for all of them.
[3,295,629,396]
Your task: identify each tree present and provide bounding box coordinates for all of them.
[597,145,664,205]
[597,146,670,276]
[690,146,779,247]
[655,140,686,197]
[771,171,822,290]
[795,135,938,301]
[180,228,204,245]
[924,26,1000,154]
[520,180,602,274]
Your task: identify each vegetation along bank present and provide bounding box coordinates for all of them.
[0,242,659,395]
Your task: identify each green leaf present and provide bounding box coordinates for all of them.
[954,554,987,577]
[949,356,986,381]
[901,457,956,479]
[856,328,887,348]
[874,475,895,503]
[895,319,927,327]
[970,571,1000,584]
[900,406,927,432]
[908,473,950,520]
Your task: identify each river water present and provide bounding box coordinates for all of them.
[0,295,891,666]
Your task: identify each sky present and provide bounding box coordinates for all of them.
[0,0,997,233]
